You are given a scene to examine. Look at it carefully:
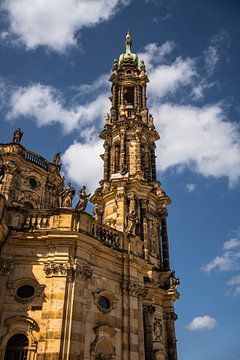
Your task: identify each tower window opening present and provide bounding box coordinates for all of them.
[124,87,134,106]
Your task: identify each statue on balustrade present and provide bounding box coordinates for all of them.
[75,185,90,211]
[59,182,75,208]
[12,128,23,144]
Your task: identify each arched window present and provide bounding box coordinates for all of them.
[4,333,29,360]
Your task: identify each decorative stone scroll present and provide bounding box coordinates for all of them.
[43,261,92,280]
[121,280,148,298]
[0,260,13,275]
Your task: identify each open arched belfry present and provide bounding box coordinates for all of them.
[0,34,179,360]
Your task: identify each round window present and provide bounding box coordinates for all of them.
[98,296,111,311]
[29,177,37,188]
[16,285,35,299]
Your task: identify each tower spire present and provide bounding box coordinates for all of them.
[125,31,132,54]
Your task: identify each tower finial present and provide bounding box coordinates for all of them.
[125,31,132,54]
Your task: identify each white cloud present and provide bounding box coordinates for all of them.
[226,275,240,297]
[186,316,217,331]
[7,83,109,134]
[148,57,196,99]
[223,238,240,250]
[138,41,175,69]
[227,275,240,286]
[155,104,240,187]
[185,183,196,192]
[1,0,129,52]
[204,45,220,75]
[202,252,239,273]
[62,140,103,192]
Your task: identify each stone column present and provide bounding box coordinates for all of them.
[164,311,178,360]
[103,141,110,180]
[143,305,155,360]
[160,209,170,271]
[150,144,156,181]
[120,133,126,170]
[142,85,146,108]
[135,134,142,175]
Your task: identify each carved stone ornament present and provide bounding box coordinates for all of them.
[153,318,163,342]
[121,280,148,298]
[43,261,71,277]
[143,304,156,315]
[0,260,14,276]
[164,311,178,321]
[73,262,93,280]
[43,261,92,280]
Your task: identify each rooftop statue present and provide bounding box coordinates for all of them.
[12,128,23,144]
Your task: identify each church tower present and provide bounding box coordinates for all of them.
[92,32,172,271]
[0,34,179,360]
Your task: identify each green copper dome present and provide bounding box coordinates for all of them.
[118,32,138,67]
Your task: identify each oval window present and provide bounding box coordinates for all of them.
[98,296,111,310]
[29,177,37,188]
[16,285,35,299]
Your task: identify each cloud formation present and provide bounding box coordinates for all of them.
[62,140,103,192]
[186,315,217,331]
[155,103,240,187]
[7,83,109,135]
[1,0,129,52]
[203,231,240,297]
[185,183,196,192]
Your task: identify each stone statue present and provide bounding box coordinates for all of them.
[169,270,180,290]
[12,128,23,144]
[93,202,103,223]
[59,182,75,208]
[126,210,138,234]
[53,152,61,166]
[153,318,163,342]
[75,185,90,211]
[140,60,146,72]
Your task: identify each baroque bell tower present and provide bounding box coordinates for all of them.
[90,33,179,359]
[92,32,171,271]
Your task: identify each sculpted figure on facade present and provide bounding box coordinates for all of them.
[59,182,75,207]
[12,128,23,144]
[153,318,163,343]
[126,210,138,234]
[75,185,90,211]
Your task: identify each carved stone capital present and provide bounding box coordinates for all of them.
[43,261,92,280]
[74,263,93,280]
[121,280,148,298]
[43,262,71,277]
[164,311,178,321]
[143,304,156,315]
[0,260,14,275]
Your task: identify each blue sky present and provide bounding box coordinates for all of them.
[0,0,240,359]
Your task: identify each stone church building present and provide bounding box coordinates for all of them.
[0,34,179,360]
